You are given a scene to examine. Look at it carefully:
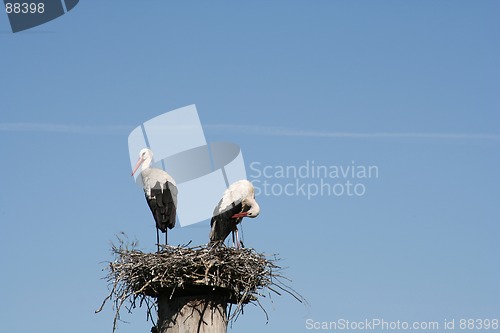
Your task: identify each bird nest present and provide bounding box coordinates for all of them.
[96,236,303,331]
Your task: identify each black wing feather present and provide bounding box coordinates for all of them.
[146,181,178,232]
[209,200,244,244]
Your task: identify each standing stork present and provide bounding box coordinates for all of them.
[131,148,178,249]
[209,180,260,248]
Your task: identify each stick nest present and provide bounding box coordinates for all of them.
[96,237,304,331]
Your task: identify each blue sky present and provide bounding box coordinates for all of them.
[1,1,499,332]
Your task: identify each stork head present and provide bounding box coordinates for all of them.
[245,186,260,218]
[232,197,260,219]
[131,148,154,176]
[246,200,260,218]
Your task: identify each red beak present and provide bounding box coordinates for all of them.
[232,212,248,218]
[131,157,144,176]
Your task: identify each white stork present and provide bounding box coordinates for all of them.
[131,148,178,247]
[209,180,260,248]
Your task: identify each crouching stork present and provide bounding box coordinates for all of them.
[209,180,260,248]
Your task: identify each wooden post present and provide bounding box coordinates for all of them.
[156,292,228,333]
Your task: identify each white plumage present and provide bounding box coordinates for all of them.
[140,164,177,198]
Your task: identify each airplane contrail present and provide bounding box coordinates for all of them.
[0,122,130,134]
[1,122,499,140]
[205,124,500,140]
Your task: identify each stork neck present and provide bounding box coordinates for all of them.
[246,197,260,214]
[141,157,153,171]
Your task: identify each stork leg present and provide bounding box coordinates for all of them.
[156,228,160,253]
[235,227,242,249]
[165,228,168,246]
[239,232,245,249]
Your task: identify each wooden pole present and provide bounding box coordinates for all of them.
[156,293,228,333]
